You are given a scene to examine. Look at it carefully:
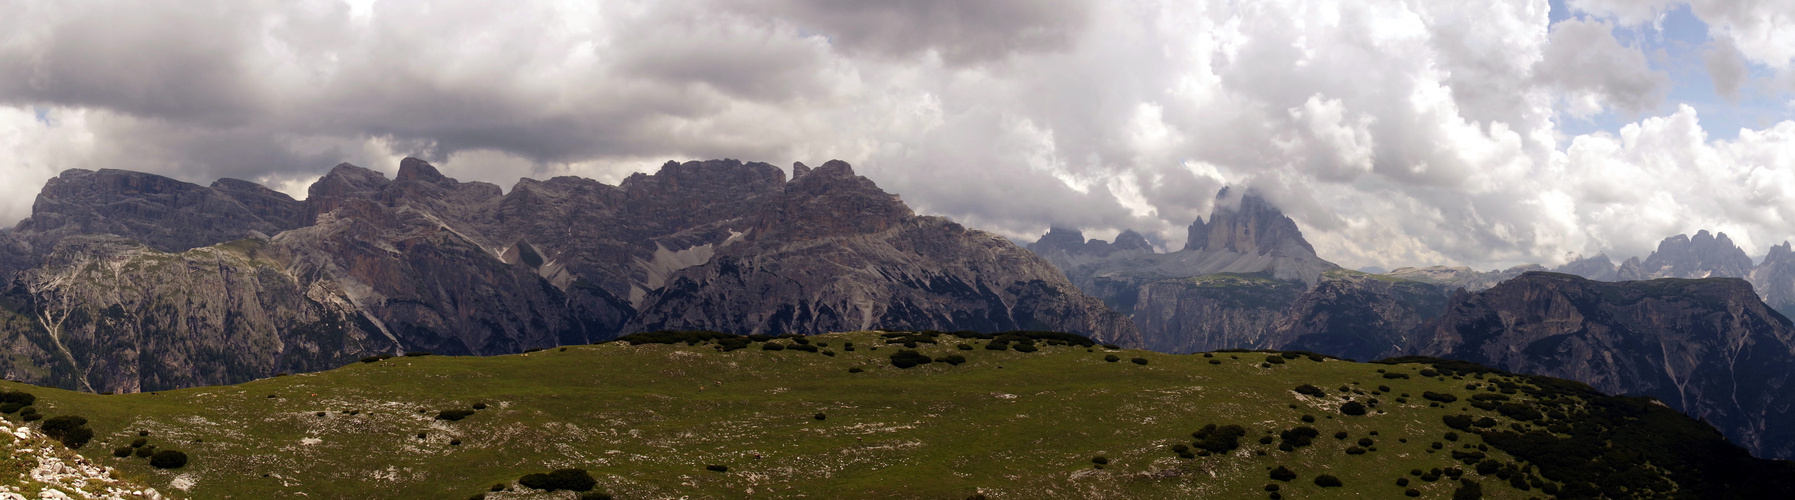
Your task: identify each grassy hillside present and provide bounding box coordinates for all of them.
[0,331,1787,499]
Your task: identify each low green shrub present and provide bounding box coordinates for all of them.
[1345,446,1366,455]
[1131,357,1148,365]
[1294,384,1325,396]
[149,450,188,469]
[135,446,156,458]
[359,355,394,363]
[1105,355,1120,362]
[518,468,597,492]
[436,409,476,421]
[814,413,826,420]
[1269,465,1297,481]
[1091,456,1109,465]
[848,367,864,373]
[404,351,432,357]
[1193,424,1247,453]
[1279,426,1320,448]
[111,447,131,457]
[1422,391,1458,403]
[615,330,740,345]
[706,464,729,472]
[40,415,92,449]
[1340,402,1367,416]
[1314,474,1343,487]
[762,343,785,351]
[788,344,819,353]
[1265,355,1286,365]
[890,350,934,368]
[131,438,147,448]
[957,344,973,350]
[939,354,967,365]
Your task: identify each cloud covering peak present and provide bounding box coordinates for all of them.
[1,0,1793,270]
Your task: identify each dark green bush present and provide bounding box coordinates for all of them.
[707,464,729,472]
[359,355,394,363]
[404,351,432,357]
[1269,465,1297,481]
[1279,427,1320,448]
[1265,355,1285,365]
[1340,401,1367,416]
[1260,436,1275,445]
[1193,424,1247,453]
[40,415,92,449]
[848,367,864,373]
[1383,372,1410,379]
[111,447,132,457]
[436,409,476,421]
[1131,357,1148,365]
[939,354,967,365]
[1013,343,1039,353]
[1314,474,1343,487]
[1209,360,1222,365]
[1105,355,1120,362]
[0,391,35,408]
[1091,456,1109,465]
[957,344,973,350]
[1358,437,1374,447]
[615,330,741,345]
[490,484,505,492]
[788,344,819,353]
[472,403,488,410]
[1301,415,1315,423]
[889,350,933,369]
[1452,479,1483,500]
[135,446,156,458]
[1293,384,1325,397]
[149,450,188,469]
[518,468,597,492]
[984,341,1009,351]
[1422,391,1458,403]
[130,438,147,448]
[762,343,785,351]
[1405,488,1421,497]
[1102,344,1121,350]
[1345,446,1366,455]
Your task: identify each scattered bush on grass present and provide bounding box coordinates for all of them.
[889,350,933,369]
[149,450,188,469]
[762,343,786,351]
[939,354,967,365]
[1131,357,1148,365]
[1452,479,1483,500]
[814,413,826,420]
[614,330,741,346]
[1105,355,1120,362]
[1345,446,1366,455]
[848,367,864,373]
[519,469,597,492]
[1314,474,1343,487]
[111,447,131,458]
[957,344,973,350]
[1265,355,1285,365]
[1423,391,1458,403]
[436,409,476,421]
[1091,456,1109,466]
[135,446,155,458]
[359,355,394,363]
[1192,424,1247,453]
[1340,401,1367,416]
[1293,384,1326,397]
[788,344,819,353]
[1269,465,1297,481]
[706,464,729,472]
[40,415,92,449]
[1279,426,1320,448]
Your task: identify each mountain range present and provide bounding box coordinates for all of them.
[0,159,1132,393]
[1026,190,1795,459]
[7,159,1795,461]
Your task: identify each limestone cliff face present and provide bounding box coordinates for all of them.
[1269,275,1447,361]
[0,158,1134,391]
[626,161,1140,346]
[1026,188,1339,352]
[1415,272,1795,459]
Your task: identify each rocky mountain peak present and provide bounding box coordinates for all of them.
[792,161,812,179]
[753,160,911,242]
[1552,253,1619,281]
[1621,229,1754,279]
[394,157,450,184]
[14,168,304,255]
[1184,187,1317,256]
[1112,230,1153,252]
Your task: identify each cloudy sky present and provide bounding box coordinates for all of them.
[2,0,1793,271]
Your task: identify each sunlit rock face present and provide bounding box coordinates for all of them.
[0,158,1134,392]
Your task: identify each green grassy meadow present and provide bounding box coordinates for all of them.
[5,332,1569,499]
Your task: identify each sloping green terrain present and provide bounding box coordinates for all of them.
[0,331,1788,499]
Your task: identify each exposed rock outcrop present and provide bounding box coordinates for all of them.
[1414,272,1795,459]
[0,158,1134,392]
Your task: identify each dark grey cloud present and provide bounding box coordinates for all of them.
[1704,38,1749,100]
[736,0,1092,65]
[1535,18,1671,116]
[1,0,1792,272]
